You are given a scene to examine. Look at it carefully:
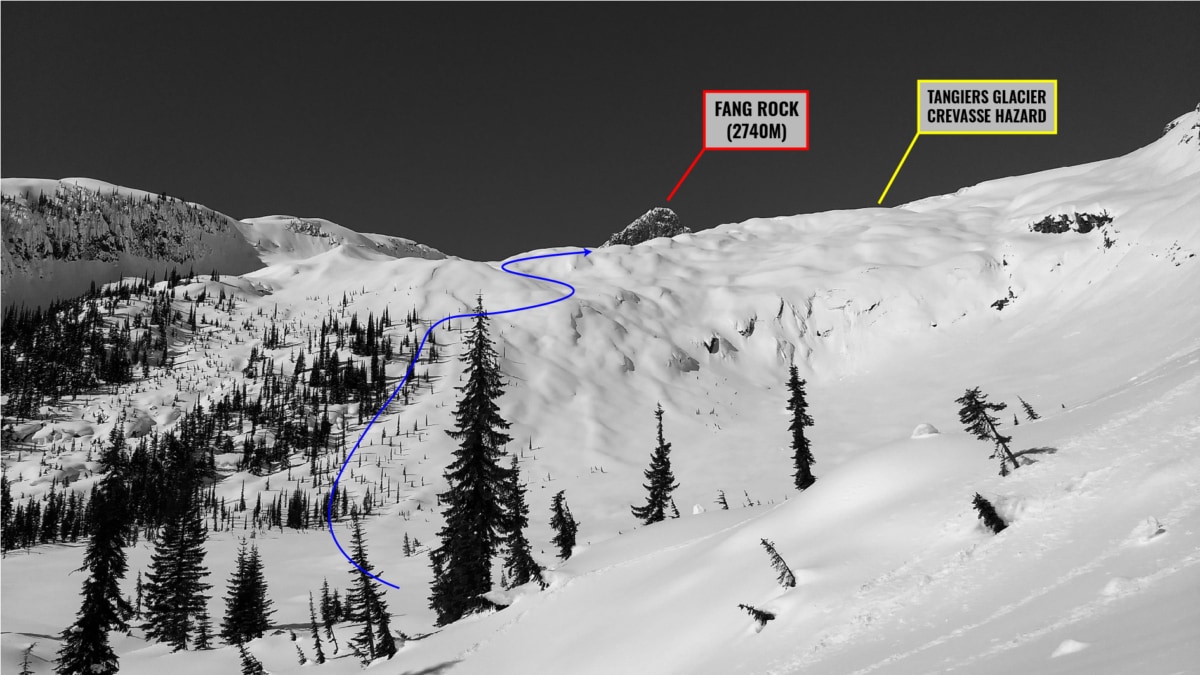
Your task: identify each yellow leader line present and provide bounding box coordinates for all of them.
[878,131,920,205]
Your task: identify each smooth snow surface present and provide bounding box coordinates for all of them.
[3,108,1199,674]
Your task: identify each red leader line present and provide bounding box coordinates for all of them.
[666,148,706,202]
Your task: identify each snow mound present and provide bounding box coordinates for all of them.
[911,423,940,438]
[1050,639,1090,658]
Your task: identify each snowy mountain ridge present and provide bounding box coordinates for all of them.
[0,178,445,308]
[2,106,1199,674]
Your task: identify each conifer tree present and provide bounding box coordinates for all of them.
[631,404,679,525]
[220,540,274,645]
[501,457,545,589]
[194,606,213,650]
[1018,396,1040,421]
[319,578,339,651]
[237,642,264,675]
[20,643,36,675]
[308,592,326,664]
[430,300,513,625]
[345,517,396,661]
[956,387,1020,475]
[972,493,1008,534]
[759,539,796,588]
[737,603,776,629]
[786,364,816,490]
[549,490,578,561]
[55,477,131,675]
[716,490,729,510]
[142,490,210,650]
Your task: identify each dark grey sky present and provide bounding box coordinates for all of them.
[3,3,1197,260]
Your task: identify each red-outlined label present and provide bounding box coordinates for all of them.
[704,90,810,150]
[668,89,809,201]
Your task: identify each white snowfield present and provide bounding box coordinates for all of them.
[2,108,1199,674]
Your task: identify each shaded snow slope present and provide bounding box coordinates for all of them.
[3,108,1199,674]
[1,178,262,308]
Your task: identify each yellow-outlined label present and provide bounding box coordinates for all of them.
[879,79,1058,204]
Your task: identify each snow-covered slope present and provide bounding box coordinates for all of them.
[236,215,445,266]
[3,107,1199,674]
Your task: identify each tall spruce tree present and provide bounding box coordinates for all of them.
[429,300,513,625]
[142,490,211,650]
[345,517,396,661]
[549,490,578,561]
[501,457,545,589]
[55,476,132,675]
[786,364,816,490]
[631,404,679,525]
[956,387,1020,475]
[220,540,274,645]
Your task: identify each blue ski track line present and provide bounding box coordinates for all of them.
[328,248,592,588]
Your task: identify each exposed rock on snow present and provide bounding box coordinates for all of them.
[601,207,690,247]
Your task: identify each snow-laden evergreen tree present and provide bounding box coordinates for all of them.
[55,476,131,675]
[786,364,816,490]
[759,538,796,588]
[430,299,513,625]
[501,457,546,589]
[549,490,578,560]
[220,540,274,645]
[142,490,211,650]
[956,387,1020,475]
[345,517,396,661]
[1018,396,1040,421]
[630,404,679,525]
[972,493,1008,534]
[308,592,327,664]
[716,489,730,510]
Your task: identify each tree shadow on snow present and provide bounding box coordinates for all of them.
[402,661,461,675]
[1014,446,1058,465]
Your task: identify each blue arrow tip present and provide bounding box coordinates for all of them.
[582,248,592,257]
